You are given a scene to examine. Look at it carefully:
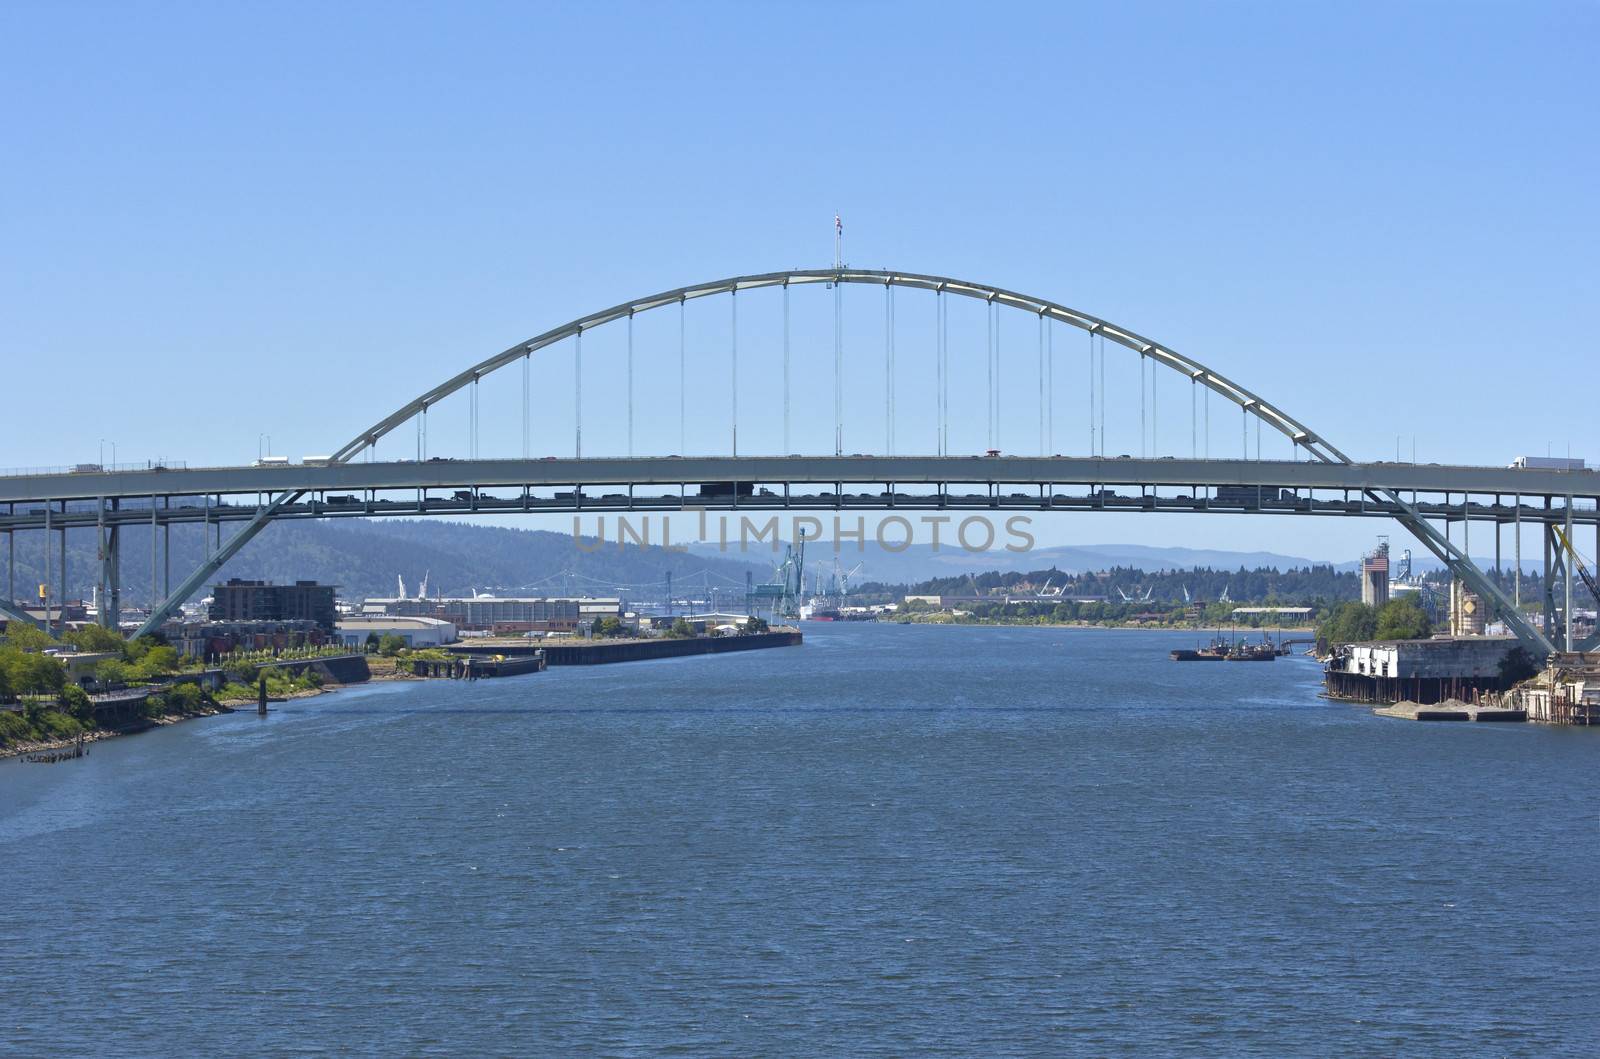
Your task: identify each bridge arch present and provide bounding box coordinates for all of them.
[328,268,1349,466]
[128,267,1556,656]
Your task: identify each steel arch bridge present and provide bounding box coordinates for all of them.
[2,268,1596,657]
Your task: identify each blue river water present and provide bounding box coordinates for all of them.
[2,623,1596,1056]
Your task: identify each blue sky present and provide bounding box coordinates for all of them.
[3,1,1595,562]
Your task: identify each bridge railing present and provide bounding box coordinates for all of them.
[0,460,188,478]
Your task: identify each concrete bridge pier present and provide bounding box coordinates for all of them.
[96,497,122,629]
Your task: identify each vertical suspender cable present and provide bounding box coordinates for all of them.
[884,283,892,456]
[986,300,994,450]
[782,282,791,455]
[1087,328,1095,456]
[1046,315,1053,455]
[1098,334,1107,456]
[933,291,941,455]
[834,276,843,456]
[888,284,896,455]
[731,289,738,457]
[934,290,941,456]
[627,312,635,458]
[679,298,686,456]
[1037,312,1045,456]
[1151,359,1157,457]
[522,354,530,459]
[1191,378,1196,458]
[575,329,582,459]
[994,302,1001,451]
[1140,353,1146,459]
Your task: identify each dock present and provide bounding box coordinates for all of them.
[1372,700,1527,722]
[411,653,546,679]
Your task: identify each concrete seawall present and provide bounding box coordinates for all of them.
[257,654,373,684]
[451,630,803,667]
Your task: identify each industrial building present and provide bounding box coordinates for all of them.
[360,596,622,633]
[1324,637,1519,704]
[336,615,458,649]
[210,579,338,631]
[1448,580,1486,636]
[1360,541,1390,607]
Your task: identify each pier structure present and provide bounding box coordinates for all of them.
[1323,637,1522,706]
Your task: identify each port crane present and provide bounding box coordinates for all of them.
[838,561,864,596]
[1552,525,1600,606]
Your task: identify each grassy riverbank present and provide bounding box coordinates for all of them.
[0,686,231,760]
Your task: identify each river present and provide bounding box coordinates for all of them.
[2,623,1595,1056]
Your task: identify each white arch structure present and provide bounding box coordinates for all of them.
[134,269,1557,655]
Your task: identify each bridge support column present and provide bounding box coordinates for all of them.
[1565,502,1574,653]
[1542,501,1558,644]
[108,499,121,632]
[97,497,110,626]
[43,503,52,632]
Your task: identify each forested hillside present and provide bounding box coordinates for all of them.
[3,518,773,605]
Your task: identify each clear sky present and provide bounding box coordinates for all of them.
[4,1,1595,563]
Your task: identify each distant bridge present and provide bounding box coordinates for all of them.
[2,267,1595,657]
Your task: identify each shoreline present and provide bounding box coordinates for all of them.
[886,619,1316,633]
[0,669,425,763]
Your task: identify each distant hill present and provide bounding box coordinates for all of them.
[693,539,1328,584]
[4,518,772,607]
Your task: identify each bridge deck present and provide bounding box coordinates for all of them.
[2,455,1596,509]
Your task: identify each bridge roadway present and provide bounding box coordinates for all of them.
[2,455,1597,516]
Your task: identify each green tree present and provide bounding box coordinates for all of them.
[59,684,94,723]
[10,653,66,698]
[378,633,407,657]
[743,616,770,634]
[134,645,181,679]
[1374,597,1430,641]
[365,631,381,652]
[1318,602,1377,649]
[667,618,693,639]
[2,623,55,650]
[94,658,135,688]
[66,625,125,653]
[594,617,625,637]
[223,659,259,684]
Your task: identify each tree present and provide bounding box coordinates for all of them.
[2,622,55,651]
[59,684,94,723]
[223,659,259,684]
[594,617,625,638]
[10,653,65,698]
[1498,646,1538,686]
[743,616,770,634]
[94,658,135,689]
[378,633,407,657]
[667,618,693,639]
[1374,597,1430,641]
[365,631,381,653]
[1317,601,1377,649]
[134,645,181,679]
[66,625,125,653]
